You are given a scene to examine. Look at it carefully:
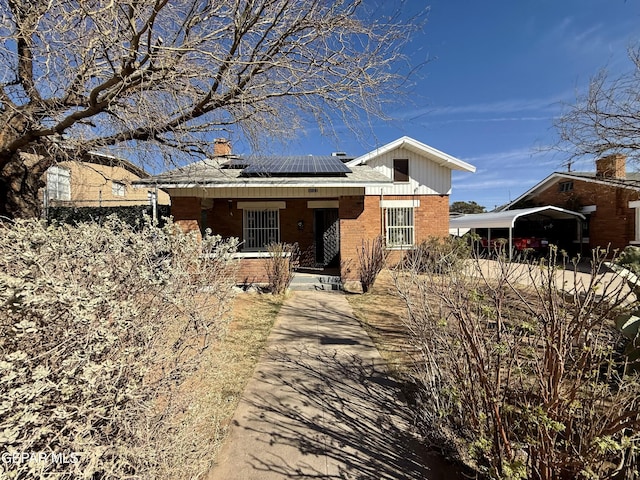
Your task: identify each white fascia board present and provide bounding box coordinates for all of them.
[347,136,476,173]
[380,199,420,208]
[237,201,286,209]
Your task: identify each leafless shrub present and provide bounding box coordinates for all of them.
[402,236,471,274]
[0,217,238,479]
[394,246,640,480]
[357,236,389,293]
[265,242,300,295]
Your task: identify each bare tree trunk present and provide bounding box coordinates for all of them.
[0,152,50,219]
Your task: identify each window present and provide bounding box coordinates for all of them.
[629,201,640,243]
[243,209,280,249]
[112,181,126,196]
[393,159,409,183]
[559,181,573,192]
[46,166,71,201]
[386,207,414,247]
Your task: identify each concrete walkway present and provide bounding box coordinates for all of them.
[207,291,455,480]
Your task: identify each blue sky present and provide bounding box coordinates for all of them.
[246,1,640,210]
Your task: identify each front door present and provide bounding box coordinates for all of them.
[314,209,340,267]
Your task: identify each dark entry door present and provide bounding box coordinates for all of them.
[314,209,340,267]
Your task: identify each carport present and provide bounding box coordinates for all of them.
[449,206,586,259]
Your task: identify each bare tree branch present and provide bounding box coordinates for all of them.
[0,0,427,217]
[555,44,640,165]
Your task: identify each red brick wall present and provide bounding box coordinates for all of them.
[204,198,325,257]
[279,199,316,256]
[171,197,201,236]
[526,178,640,251]
[206,199,242,239]
[172,194,451,282]
[339,195,379,279]
[339,194,450,279]
[236,257,270,285]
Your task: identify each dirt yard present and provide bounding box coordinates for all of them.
[184,292,283,476]
[346,270,415,378]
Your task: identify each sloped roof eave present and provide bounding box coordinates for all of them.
[499,171,640,211]
[136,180,392,189]
[347,136,476,173]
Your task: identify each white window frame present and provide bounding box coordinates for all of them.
[112,181,126,196]
[46,166,71,201]
[243,209,280,250]
[630,201,640,244]
[559,181,573,192]
[385,207,415,248]
[393,158,410,183]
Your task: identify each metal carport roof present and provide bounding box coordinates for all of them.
[449,206,586,259]
[449,206,585,230]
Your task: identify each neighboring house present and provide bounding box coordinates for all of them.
[44,152,170,209]
[500,154,640,252]
[137,136,476,283]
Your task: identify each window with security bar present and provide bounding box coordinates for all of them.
[243,209,280,249]
[386,207,414,247]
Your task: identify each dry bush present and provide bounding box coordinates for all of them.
[0,217,238,479]
[402,236,471,274]
[265,242,300,295]
[357,236,389,293]
[394,247,640,480]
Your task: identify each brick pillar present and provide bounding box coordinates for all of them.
[339,195,382,280]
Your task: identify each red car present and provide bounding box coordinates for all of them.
[480,237,549,251]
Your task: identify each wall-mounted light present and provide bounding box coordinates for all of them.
[297,220,304,231]
[228,200,233,216]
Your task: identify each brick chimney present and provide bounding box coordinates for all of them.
[214,138,232,156]
[595,154,626,179]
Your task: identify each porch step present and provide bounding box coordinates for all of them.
[289,272,343,291]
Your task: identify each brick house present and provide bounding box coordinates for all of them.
[138,136,475,283]
[501,154,640,252]
[44,152,170,209]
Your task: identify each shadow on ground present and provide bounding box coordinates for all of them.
[208,292,464,480]
[240,328,461,479]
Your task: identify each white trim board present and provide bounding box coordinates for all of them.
[237,201,286,209]
[380,199,420,208]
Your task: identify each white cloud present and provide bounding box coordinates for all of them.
[460,147,539,165]
[396,94,570,122]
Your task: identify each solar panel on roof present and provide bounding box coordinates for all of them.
[241,156,351,176]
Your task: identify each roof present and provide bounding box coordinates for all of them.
[81,151,149,178]
[449,206,585,230]
[230,155,351,175]
[346,136,476,173]
[136,157,392,188]
[500,170,640,211]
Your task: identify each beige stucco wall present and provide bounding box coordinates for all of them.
[50,161,169,206]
